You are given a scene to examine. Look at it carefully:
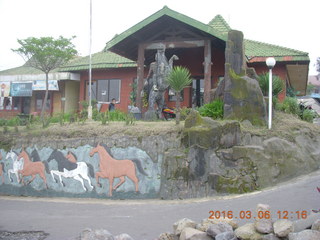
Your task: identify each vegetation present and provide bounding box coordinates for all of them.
[258,72,284,97]
[199,99,224,119]
[276,97,317,123]
[12,36,78,120]
[166,66,192,125]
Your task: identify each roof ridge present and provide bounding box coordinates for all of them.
[104,6,226,51]
[245,38,308,56]
[208,14,231,33]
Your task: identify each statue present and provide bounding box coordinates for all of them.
[143,48,179,120]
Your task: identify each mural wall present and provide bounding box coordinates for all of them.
[0,144,161,199]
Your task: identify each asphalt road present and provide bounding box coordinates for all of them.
[1,170,320,240]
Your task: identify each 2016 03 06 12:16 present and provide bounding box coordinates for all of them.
[208,210,308,220]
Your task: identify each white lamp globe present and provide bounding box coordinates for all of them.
[266,57,276,69]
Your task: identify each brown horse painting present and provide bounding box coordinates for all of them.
[89,143,148,196]
[0,152,4,184]
[17,148,49,188]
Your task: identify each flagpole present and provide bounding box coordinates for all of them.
[88,0,93,119]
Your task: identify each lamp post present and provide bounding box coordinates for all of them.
[266,57,276,129]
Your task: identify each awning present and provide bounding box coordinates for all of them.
[286,64,309,96]
[0,81,10,97]
[10,82,33,97]
[32,80,59,91]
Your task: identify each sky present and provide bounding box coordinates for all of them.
[0,0,319,74]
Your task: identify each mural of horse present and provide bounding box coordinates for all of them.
[0,152,4,184]
[6,150,24,183]
[89,143,148,197]
[17,148,49,188]
[48,150,94,191]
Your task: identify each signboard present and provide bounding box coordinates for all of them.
[10,82,33,97]
[0,82,10,97]
[32,80,59,91]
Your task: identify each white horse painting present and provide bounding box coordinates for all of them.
[6,150,24,183]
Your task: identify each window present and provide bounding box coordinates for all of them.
[87,79,121,103]
[35,92,51,111]
[0,97,21,111]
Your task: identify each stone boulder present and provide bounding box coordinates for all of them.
[261,233,280,240]
[288,229,320,240]
[80,229,114,240]
[183,111,241,149]
[197,218,238,232]
[179,227,212,240]
[254,204,273,234]
[234,223,265,240]
[273,219,294,238]
[206,222,233,237]
[311,219,320,231]
[158,232,179,240]
[215,231,237,240]
[173,218,197,235]
[114,233,134,240]
[222,30,267,126]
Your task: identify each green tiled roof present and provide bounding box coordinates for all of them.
[208,15,309,62]
[0,63,59,75]
[104,6,226,51]
[244,39,309,62]
[208,14,231,35]
[59,51,136,72]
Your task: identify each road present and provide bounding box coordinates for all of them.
[0,170,320,240]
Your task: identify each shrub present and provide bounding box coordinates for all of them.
[0,119,7,127]
[302,109,315,123]
[199,99,224,119]
[277,97,299,115]
[100,112,109,125]
[108,110,127,121]
[258,72,284,97]
[7,117,21,127]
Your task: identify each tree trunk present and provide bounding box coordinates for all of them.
[175,91,181,125]
[40,72,49,120]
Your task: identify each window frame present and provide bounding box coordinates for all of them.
[86,79,121,104]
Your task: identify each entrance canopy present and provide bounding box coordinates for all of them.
[104,6,226,64]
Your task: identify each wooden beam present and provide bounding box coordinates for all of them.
[145,40,204,50]
[203,39,212,104]
[136,44,145,111]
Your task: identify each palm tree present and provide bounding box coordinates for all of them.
[166,66,192,124]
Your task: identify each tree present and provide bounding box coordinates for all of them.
[166,66,192,125]
[12,36,78,120]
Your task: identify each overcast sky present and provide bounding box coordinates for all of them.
[0,0,318,74]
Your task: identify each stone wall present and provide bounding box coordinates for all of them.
[0,114,320,200]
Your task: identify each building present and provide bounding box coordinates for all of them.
[1,6,310,118]
[61,6,309,113]
[0,63,80,118]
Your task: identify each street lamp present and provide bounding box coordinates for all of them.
[266,57,276,129]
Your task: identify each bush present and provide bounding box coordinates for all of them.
[7,117,20,127]
[108,110,127,121]
[0,119,7,126]
[277,97,299,115]
[258,72,284,97]
[199,99,224,119]
[302,109,315,123]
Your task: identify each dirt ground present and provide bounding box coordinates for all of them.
[1,111,320,144]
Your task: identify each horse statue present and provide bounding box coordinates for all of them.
[6,150,24,183]
[89,143,148,197]
[17,148,49,188]
[143,48,179,119]
[47,150,94,191]
[0,152,4,184]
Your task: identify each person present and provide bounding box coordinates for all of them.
[108,98,116,111]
